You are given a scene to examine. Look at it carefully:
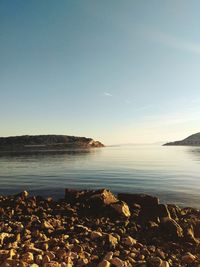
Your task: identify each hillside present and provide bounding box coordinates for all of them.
[0,135,104,152]
[164,132,200,146]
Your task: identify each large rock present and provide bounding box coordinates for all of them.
[87,189,118,208]
[65,189,83,204]
[160,217,183,239]
[110,201,131,218]
[117,193,159,207]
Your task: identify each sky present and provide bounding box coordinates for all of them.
[1,0,200,145]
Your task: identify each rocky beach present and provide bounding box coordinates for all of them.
[0,189,199,267]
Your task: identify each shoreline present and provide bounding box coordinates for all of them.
[0,189,199,266]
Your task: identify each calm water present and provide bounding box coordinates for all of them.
[0,145,200,208]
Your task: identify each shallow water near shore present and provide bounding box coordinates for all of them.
[0,145,200,208]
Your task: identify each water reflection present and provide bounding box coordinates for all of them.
[0,148,101,159]
[186,147,200,161]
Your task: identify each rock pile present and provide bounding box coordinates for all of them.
[0,189,199,266]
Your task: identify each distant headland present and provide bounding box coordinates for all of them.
[164,132,200,146]
[0,135,104,153]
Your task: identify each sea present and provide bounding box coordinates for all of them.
[0,145,200,208]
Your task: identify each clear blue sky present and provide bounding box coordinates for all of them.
[1,0,200,144]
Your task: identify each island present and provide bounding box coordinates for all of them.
[0,135,104,153]
[164,132,200,146]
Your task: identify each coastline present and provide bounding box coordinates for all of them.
[0,189,199,267]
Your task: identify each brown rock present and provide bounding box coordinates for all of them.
[107,234,118,248]
[110,201,131,218]
[97,260,111,267]
[122,236,137,246]
[182,252,196,264]
[22,252,34,263]
[43,262,61,267]
[88,189,118,208]
[90,231,103,240]
[147,257,162,267]
[110,257,125,267]
[118,193,159,207]
[160,217,183,238]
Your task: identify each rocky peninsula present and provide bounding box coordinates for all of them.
[0,135,104,153]
[164,132,200,146]
[0,189,199,267]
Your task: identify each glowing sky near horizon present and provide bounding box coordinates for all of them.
[1,0,200,145]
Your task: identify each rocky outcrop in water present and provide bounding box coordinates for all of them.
[0,135,104,153]
[164,132,200,146]
[0,189,199,266]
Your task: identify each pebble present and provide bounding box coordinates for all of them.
[182,252,196,264]
[160,261,170,267]
[97,260,111,267]
[90,231,103,239]
[110,257,125,267]
[103,252,113,261]
[122,236,137,246]
[22,252,34,264]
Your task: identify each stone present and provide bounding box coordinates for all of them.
[110,201,131,218]
[122,236,137,246]
[110,257,125,267]
[90,231,103,239]
[107,234,118,248]
[147,257,162,267]
[157,204,171,218]
[88,189,118,208]
[103,252,113,261]
[77,258,89,266]
[0,233,13,245]
[65,189,82,204]
[184,226,199,244]
[35,254,43,265]
[43,255,51,264]
[182,252,196,264]
[97,260,111,267]
[160,261,170,267]
[160,217,183,238]
[43,262,61,267]
[118,193,159,207]
[42,220,54,230]
[22,252,34,263]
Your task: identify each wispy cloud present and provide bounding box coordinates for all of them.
[143,27,200,55]
[104,92,112,97]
